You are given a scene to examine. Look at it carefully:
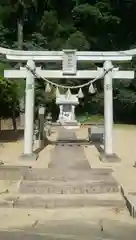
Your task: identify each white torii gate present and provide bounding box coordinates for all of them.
[4,61,109,159]
[0,47,135,161]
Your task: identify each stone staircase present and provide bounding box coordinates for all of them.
[0,129,126,210]
[0,166,125,209]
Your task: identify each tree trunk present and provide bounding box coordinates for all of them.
[19,97,25,128]
[17,18,23,50]
[17,18,24,127]
[12,110,17,131]
[0,118,1,131]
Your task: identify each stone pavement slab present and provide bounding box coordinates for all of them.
[49,129,91,170]
[0,208,135,239]
[75,127,136,219]
[0,125,136,237]
[0,193,124,209]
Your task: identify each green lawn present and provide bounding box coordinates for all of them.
[77,114,136,129]
[77,114,104,123]
[114,123,136,129]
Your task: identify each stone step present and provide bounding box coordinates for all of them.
[55,141,90,145]
[61,121,79,126]
[19,180,119,194]
[23,168,113,181]
[0,193,125,209]
[0,166,113,181]
[0,166,30,180]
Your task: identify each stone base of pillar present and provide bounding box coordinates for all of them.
[38,140,45,149]
[19,152,38,161]
[133,162,136,168]
[99,152,121,162]
[19,113,25,129]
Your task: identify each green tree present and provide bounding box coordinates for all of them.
[64,31,90,50]
[0,76,19,129]
[0,0,135,123]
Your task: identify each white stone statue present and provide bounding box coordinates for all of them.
[56,94,80,128]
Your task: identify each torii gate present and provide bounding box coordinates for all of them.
[0,47,135,161]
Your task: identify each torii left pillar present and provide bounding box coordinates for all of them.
[21,59,38,160]
[4,59,39,160]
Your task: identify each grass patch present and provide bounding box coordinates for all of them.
[114,123,136,129]
[77,115,136,129]
[77,114,104,123]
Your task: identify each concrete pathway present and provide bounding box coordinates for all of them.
[0,127,136,239]
[0,208,135,239]
[49,129,91,170]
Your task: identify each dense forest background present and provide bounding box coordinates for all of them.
[0,0,136,123]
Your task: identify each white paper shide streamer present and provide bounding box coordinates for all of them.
[89,83,95,94]
[78,88,84,98]
[26,63,112,97]
[66,88,72,98]
[45,83,51,92]
[56,87,60,97]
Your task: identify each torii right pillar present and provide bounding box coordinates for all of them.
[99,60,134,162]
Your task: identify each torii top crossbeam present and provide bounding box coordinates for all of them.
[0,46,136,61]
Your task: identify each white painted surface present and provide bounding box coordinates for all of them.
[111,70,134,79]
[56,94,79,105]
[4,70,101,79]
[38,107,45,115]
[5,69,134,79]
[24,60,35,155]
[0,46,134,56]
[62,50,77,75]
[97,68,134,79]
[4,70,26,78]
[6,55,62,61]
[104,60,113,155]
[58,105,73,122]
[0,47,132,58]
[103,63,134,155]
[0,46,133,61]
[6,54,132,61]
[72,105,76,121]
[56,94,79,124]
[64,125,80,129]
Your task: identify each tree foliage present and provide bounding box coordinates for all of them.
[0,0,136,122]
[0,77,19,118]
